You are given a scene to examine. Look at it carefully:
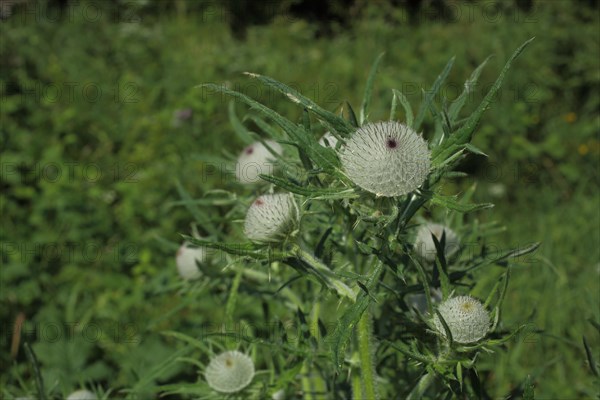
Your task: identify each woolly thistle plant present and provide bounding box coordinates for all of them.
[433,296,491,344]
[244,193,298,243]
[204,350,255,393]
[340,121,430,197]
[167,39,539,400]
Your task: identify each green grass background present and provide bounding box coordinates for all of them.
[1,0,599,398]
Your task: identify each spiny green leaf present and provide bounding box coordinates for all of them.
[429,192,494,213]
[243,72,354,135]
[228,101,254,145]
[451,242,540,279]
[432,38,535,165]
[245,114,286,140]
[523,375,535,400]
[432,232,451,299]
[184,235,288,261]
[435,309,454,346]
[391,89,414,128]
[200,83,339,173]
[174,180,220,237]
[259,174,358,200]
[360,52,385,125]
[383,340,431,364]
[345,101,359,128]
[225,269,243,326]
[414,56,455,131]
[161,331,209,352]
[330,261,383,370]
[448,56,491,122]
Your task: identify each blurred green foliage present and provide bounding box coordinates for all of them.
[1,0,598,398]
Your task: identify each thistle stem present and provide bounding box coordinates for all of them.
[293,246,357,301]
[240,267,303,309]
[356,312,379,400]
[407,372,435,400]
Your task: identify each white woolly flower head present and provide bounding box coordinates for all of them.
[205,350,255,393]
[175,242,205,280]
[318,131,339,148]
[236,140,283,184]
[244,193,297,243]
[414,223,460,263]
[340,121,430,197]
[66,390,97,400]
[433,296,490,344]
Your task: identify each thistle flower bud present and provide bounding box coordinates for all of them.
[433,296,490,344]
[318,131,339,148]
[66,390,97,400]
[414,223,460,263]
[176,242,205,280]
[244,193,297,243]
[340,121,430,197]
[236,140,283,184]
[205,350,255,393]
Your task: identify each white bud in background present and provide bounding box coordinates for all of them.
[340,121,430,197]
[205,350,255,393]
[414,223,460,263]
[176,242,205,280]
[236,140,283,184]
[66,390,97,400]
[318,131,339,148]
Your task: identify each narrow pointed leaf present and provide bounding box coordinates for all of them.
[360,52,385,125]
[448,56,491,122]
[391,89,414,128]
[414,56,455,131]
[243,72,354,135]
[432,38,535,165]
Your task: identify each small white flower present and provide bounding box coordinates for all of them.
[66,390,97,400]
[433,296,490,344]
[318,131,339,148]
[244,193,297,243]
[414,223,460,263]
[236,140,283,184]
[272,389,286,400]
[340,121,430,197]
[205,350,255,393]
[176,242,205,280]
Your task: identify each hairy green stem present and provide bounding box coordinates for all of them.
[225,268,243,326]
[293,246,357,301]
[407,372,435,400]
[241,267,304,309]
[357,312,379,400]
